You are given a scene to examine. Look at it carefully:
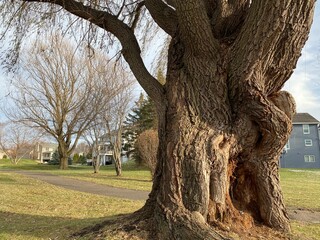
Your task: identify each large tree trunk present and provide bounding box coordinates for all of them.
[129,1,316,238]
[137,31,299,240]
[60,156,69,170]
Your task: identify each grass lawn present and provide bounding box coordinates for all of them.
[0,158,153,191]
[280,169,320,210]
[1,159,320,239]
[0,172,144,240]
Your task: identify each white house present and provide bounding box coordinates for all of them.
[93,134,129,165]
[32,142,58,163]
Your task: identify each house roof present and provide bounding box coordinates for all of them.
[39,142,58,148]
[293,113,319,124]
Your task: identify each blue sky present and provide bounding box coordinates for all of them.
[1,3,320,121]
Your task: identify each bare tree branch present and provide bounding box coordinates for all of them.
[22,0,165,106]
[0,122,43,164]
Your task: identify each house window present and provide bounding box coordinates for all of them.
[305,139,313,146]
[304,155,316,162]
[303,124,310,134]
[284,141,290,150]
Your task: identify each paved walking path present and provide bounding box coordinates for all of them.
[0,170,149,201]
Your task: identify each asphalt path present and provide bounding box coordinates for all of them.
[0,170,149,201]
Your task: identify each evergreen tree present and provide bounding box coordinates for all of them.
[78,155,87,165]
[48,150,72,165]
[123,93,157,163]
[48,150,60,165]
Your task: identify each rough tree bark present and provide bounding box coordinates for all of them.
[10,0,317,238]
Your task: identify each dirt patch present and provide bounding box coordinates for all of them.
[288,208,320,223]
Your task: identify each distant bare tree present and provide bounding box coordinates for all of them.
[83,117,105,173]
[0,122,42,164]
[105,75,134,176]
[73,142,90,155]
[82,73,134,174]
[4,34,119,169]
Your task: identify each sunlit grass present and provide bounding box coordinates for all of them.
[280,169,320,210]
[291,221,320,240]
[0,172,144,240]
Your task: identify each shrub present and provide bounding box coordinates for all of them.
[78,155,87,165]
[73,153,80,163]
[134,129,158,177]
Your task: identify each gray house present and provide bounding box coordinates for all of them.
[280,113,320,168]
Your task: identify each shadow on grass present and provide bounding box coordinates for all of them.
[105,176,152,183]
[0,175,17,183]
[0,210,115,240]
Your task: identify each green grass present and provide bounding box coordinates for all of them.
[1,158,320,239]
[51,162,153,191]
[291,221,320,240]
[0,172,144,240]
[279,169,320,239]
[280,169,320,210]
[0,158,153,191]
[0,158,58,170]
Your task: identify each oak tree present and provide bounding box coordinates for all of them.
[0,0,316,238]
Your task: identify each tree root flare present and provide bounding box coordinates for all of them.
[70,208,292,240]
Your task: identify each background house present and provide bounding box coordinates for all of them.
[280,113,320,168]
[32,142,58,163]
[93,134,129,166]
[94,134,114,165]
[0,149,6,159]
